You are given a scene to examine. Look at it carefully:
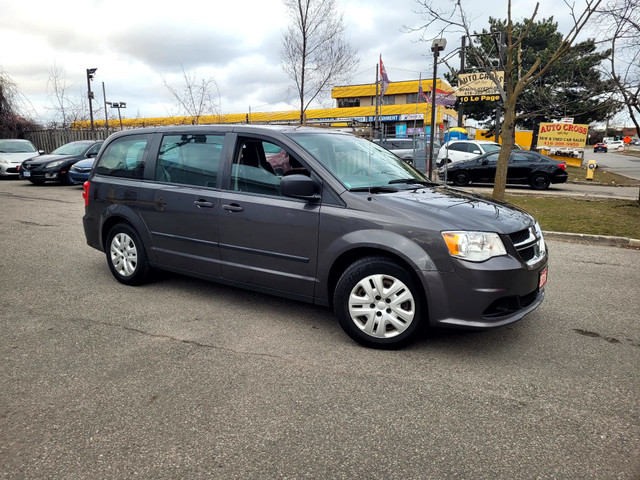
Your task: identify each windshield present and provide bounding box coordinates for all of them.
[0,140,37,153]
[289,133,429,190]
[51,142,90,156]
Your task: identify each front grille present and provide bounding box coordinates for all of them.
[509,228,531,245]
[508,226,545,266]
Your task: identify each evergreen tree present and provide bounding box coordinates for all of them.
[449,17,617,149]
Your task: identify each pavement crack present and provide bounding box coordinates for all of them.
[574,328,623,344]
[0,191,75,204]
[67,317,294,362]
[17,220,54,227]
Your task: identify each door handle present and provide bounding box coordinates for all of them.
[222,203,244,213]
[194,200,214,208]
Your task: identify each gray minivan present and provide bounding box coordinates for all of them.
[82,125,548,348]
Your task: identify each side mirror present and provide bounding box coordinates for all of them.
[280,174,321,201]
[87,152,98,158]
[482,159,489,165]
[473,149,481,154]
[38,150,45,155]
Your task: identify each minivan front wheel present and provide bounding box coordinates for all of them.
[334,257,424,348]
[106,223,150,285]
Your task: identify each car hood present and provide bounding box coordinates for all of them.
[24,154,78,165]
[71,158,95,168]
[372,185,534,233]
[0,152,40,163]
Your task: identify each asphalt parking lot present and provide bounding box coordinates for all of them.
[1,179,639,479]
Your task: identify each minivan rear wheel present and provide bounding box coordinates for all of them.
[334,256,424,349]
[106,223,150,285]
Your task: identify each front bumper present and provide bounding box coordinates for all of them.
[20,168,62,182]
[0,164,21,176]
[68,170,90,185]
[421,254,547,329]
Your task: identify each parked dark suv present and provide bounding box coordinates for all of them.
[82,125,548,348]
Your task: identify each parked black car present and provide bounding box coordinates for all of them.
[20,140,103,185]
[439,150,568,190]
[82,126,548,348]
[593,142,608,153]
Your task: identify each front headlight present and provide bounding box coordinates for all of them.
[46,160,66,169]
[534,222,546,255]
[442,231,507,262]
[0,157,9,164]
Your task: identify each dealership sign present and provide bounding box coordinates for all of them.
[537,122,589,148]
[455,71,504,102]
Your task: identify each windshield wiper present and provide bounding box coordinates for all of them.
[349,185,398,193]
[388,178,434,186]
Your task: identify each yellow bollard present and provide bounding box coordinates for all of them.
[586,160,597,180]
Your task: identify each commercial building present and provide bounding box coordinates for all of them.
[76,78,459,139]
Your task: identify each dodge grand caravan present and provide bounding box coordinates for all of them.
[82,125,548,348]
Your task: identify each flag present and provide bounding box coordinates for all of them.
[424,84,457,107]
[379,55,390,96]
[418,75,430,103]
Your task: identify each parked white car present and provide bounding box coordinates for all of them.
[0,139,41,177]
[436,140,502,166]
[605,140,625,151]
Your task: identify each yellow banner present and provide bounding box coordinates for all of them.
[455,71,504,97]
[537,122,589,148]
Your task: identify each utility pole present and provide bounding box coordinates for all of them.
[429,38,447,180]
[458,36,466,129]
[374,64,379,139]
[102,82,109,134]
[86,68,97,130]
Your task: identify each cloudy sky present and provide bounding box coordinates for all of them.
[0,0,583,125]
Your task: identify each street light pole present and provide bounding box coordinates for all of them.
[107,102,126,130]
[429,38,446,180]
[86,68,97,130]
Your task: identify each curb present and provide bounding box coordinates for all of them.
[543,230,640,249]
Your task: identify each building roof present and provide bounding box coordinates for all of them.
[332,79,454,99]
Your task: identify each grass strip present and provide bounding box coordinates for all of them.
[505,195,640,239]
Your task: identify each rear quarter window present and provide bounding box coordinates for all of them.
[94,134,152,179]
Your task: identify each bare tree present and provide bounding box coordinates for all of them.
[414,0,602,200]
[281,0,358,124]
[0,69,39,137]
[46,63,93,128]
[162,67,221,124]
[594,0,639,134]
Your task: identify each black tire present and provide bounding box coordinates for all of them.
[105,223,150,285]
[530,173,551,190]
[452,171,471,186]
[333,256,425,349]
[28,179,46,185]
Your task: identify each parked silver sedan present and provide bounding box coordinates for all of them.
[0,139,41,177]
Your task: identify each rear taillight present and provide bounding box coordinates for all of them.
[82,181,90,207]
[559,162,567,170]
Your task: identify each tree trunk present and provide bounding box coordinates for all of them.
[530,118,540,151]
[492,94,517,201]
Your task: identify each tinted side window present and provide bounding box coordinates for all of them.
[448,143,466,152]
[156,134,223,188]
[467,143,483,153]
[230,139,307,197]
[87,143,102,156]
[95,134,151,179]
[512,152,532,163]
